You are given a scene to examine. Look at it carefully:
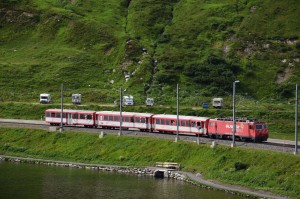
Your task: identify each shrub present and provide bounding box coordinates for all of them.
[234,162,249,171]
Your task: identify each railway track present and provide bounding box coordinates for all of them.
[0,119,299,155]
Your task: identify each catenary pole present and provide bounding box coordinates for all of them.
[175,84,179,142]
[60,83,64,132]
[119,87,123,136]
[295,84,298,154]
[232,80,240,147]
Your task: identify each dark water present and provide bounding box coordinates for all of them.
[0,161,246,199]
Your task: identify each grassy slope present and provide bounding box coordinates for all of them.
[0,0,299,104]
[153,0,300,99]
[0,127,299,198]
[0,0,127,102]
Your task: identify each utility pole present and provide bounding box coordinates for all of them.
[175,84,179,142]
[119,87,123,136]
[60,83,64,132]
[295,84,298,154]
[232,80,240,147]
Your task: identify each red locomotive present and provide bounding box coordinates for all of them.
[45,109,268,142]
[208,118,268,142]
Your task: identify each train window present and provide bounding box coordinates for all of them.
[181,121,185,126]
[109,116,113,121]
[166,120,170,125]
[171,120,175,125]
[114,116,119,121]
[125,117,129,122]
[80,114,85,119]
[63,113,66,118]
[156,119,160,124]
[256,124,263,130]
[51,113,55,117]
[192,122,196,127]
[197,122,201,127]
[161,119,165,125]
[73,114,78,119]
[141,118,145,123]
[46,112,50,117]
[104,115,108,121]
[186,121,190,126]
[87,115,92,120]
[56,113,61,118]
[136,118,140,123]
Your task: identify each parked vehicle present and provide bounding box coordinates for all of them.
[212,98,223,109]
[146,98,154,106]
[72,94,81,105]
[123,95,134,106]
[40,94,51,104]
[202,102,209,109]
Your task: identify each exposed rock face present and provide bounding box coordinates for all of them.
[0,8,39,25]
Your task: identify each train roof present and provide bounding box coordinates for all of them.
[210,117,265,123]
[96,111,154,117]
[153,114,209,121]
[46,109,95,113]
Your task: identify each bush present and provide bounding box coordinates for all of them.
[234,162,249,171]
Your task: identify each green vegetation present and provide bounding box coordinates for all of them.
[1,2,299,197]
[0,127,299,198]
[0,0,300,104]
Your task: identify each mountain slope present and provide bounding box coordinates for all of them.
[0,0,299,104]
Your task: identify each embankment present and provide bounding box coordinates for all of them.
[0,127,299,198]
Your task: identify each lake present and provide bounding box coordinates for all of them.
[0,161,246,199]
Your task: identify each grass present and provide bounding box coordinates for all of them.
[0,127,299,198]
[0,0,300,104]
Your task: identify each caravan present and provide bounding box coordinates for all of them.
[123,95,134,106]
[40,94,51,104]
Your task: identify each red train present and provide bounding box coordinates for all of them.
[45,109,269,142]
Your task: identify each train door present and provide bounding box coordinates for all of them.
[96,114,103,127]
[208,120,218,137]
[72,113,78,125]
[98,115,102,123]
[67,113,72,125]
[145,118,149,130]
[200,121,206,134]
[196,121,201,134]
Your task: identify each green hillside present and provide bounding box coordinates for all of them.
[0,0,300,105]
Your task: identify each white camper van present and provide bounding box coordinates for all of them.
[40,93,51,104]
[145,98,154,106]
[123,95,134,106]
[212,98,223,109]
[72,94,82,105]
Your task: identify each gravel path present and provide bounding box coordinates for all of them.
[180,172,287,199]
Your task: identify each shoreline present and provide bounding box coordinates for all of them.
[0,155,287,199]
